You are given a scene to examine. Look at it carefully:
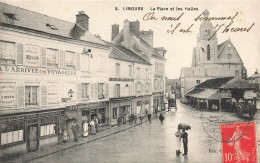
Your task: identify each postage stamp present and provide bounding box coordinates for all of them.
[221,121,258,163]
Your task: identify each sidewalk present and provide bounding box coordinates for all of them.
[2,113,164,163]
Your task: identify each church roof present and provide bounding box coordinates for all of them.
[0,2,106,46]
[181,67,235,78]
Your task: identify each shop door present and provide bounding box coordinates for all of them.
[28,125,38,152]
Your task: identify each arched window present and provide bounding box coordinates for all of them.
[207,44,210,60]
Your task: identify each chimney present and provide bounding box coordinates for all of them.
[130,20,140,36]
[123,19,130,48]
[111,24,119,41]
[76,11,89,31]
[255,69,258,74]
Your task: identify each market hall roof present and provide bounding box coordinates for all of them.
[220,76,256,89]
[0,2,107,46]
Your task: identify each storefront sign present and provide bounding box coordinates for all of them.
[78,101,109,110]
[0,111,63,122]
[0,83,16,106]
[109,78,134,82]
[47,83,59,105]
[0,65,77,76]
[66,105,78,110]
[24,45,40,67]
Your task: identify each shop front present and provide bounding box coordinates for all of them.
[0,109,64,156]
[110,97,134,126]
[153,92,164,112]
[79,101,109,127]
[132,95,151,115]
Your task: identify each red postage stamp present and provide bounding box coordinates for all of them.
[221,122,258,163]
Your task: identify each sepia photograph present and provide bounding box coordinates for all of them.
[0,0,259,162]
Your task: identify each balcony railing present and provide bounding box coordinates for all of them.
[0,58,15,65]
[98,94,105,99]
[47,63,58,68]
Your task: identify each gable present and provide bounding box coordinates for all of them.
[216,40,243,64]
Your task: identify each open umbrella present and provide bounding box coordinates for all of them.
[178,123,191,130]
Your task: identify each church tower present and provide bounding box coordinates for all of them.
[195,10,218,67]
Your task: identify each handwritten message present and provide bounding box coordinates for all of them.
[143,11,255,40]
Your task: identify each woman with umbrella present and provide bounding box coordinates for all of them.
[175,128,182,156]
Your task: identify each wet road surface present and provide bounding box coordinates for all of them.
[30,101,260,163]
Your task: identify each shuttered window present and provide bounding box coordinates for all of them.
[0,41,15,65]
[46,48,58,68]
[82,83,89,99]
[25,86,39,106]
[65,51,75,69]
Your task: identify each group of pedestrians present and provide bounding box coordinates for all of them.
[59,116,99,144]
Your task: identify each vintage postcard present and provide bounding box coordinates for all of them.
[0,0,259,162]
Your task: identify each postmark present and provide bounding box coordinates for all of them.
[221,122,257,163]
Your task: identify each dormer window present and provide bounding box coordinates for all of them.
[46,23,57,30]
[4,13,18,24]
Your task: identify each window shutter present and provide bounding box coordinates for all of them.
[95,83,98,99]
[16,43,23,65]
[135,83,138,95]
[58,50,62,68]
[90,83,94,99]
[114,85,117,97]
[76,53,80,70]
[40,47,47,67]
[17,86,25,108]
[77,83,82,100]
[105,83,109,98]
[41,86,47,106]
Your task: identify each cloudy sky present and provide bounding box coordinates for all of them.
[1,0,259,79]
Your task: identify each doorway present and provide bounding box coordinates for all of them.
[27,124,39,152]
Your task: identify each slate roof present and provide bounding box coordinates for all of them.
[188,89,219,100]
[181,67,235,78]
[106,42,151,65]
[139,37,164,59]
[195,77,234,89]
[220,76,256,89]
[0,2,106,46]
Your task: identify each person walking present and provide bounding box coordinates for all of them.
[83,121,89,137]
[94,116,98,133]
[63,129,68,143]
[175,128,182,156]
[90,119,96,135]
[148,113,151,124]
[159,113,164,124]
[181,129,188,155]
[71,120,79,142]
[139,114,143,124]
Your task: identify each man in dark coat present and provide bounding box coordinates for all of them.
[181,129,188,155]
[71,120,79,142]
